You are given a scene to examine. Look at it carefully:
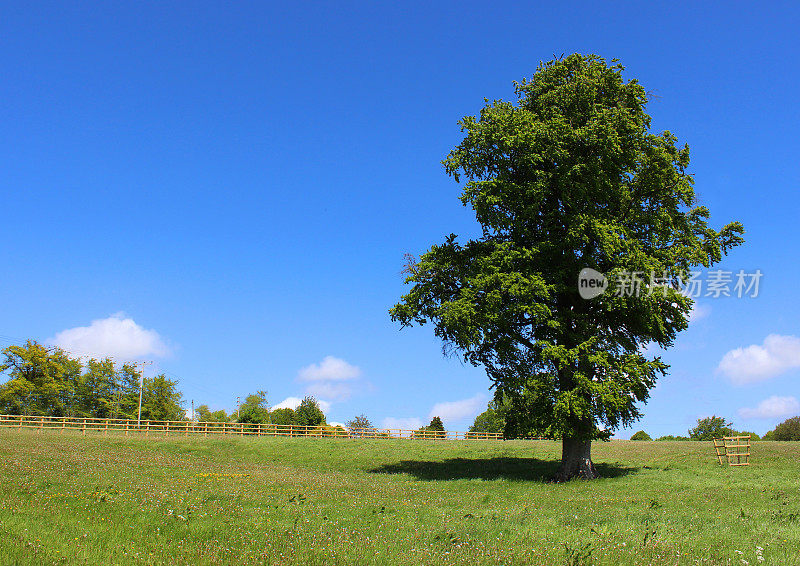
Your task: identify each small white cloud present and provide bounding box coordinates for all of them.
[739,396,800,420]
[305,381,353,401]
[48,313,171,360]
[689,303,711,323]
[717,334,800,384]
[298,356,361,381]
[273,397,302,410]
[382,417,423,430]
[429,393,486,422]
[328,421,345,428]
[273,396,331,414]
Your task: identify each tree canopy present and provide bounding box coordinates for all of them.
[469,401,505,435]
[294,396,326,427]
[390,53,744,480]
[764,416,800,441]
[688,416,734,441]
[0,341,183,421]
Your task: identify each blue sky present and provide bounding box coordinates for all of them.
[1,2,798,437]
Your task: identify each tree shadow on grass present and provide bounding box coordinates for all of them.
[369,457,636,482]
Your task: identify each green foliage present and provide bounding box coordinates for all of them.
[269,407,296,426]
[688,416,734,441]
[630,430,652,441]
[390,53,744,449]
[0,341,183,421]
[766,416,800,441]
[346,414,375,437]
[469,399,506,434]
[346,414,373,430]
[294,396,326,427]
[237,391,270,424]
[0,341,80,416]
[469,408,504,434]
[428,416,445,431]
[196,405,230,423]
[655,435,690,441]
[139,375,185,421]
[736,430,761,441]
[414,416,446,439]
[75,358,119,418]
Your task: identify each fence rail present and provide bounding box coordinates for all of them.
[0,414,503,441]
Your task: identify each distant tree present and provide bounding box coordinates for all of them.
[413,416,446,439]
[469,403,505,434]
[196,405,230,422]
[140,375,184,421]
[117,363,143,419]
[74,358,119,418]
[237,391,270,424]
[688,416,734,441]
[766,416,800,441]
[428,416,445,431]
[269,407,296,426]
[655,435,690,441]
[346,414,373,431]
[294,396,326,427]
[735,430,761,441]
[630,430,652,441]
[0,341,80,416]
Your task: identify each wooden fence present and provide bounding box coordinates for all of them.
[713,435,751,466]
[0,414,503,441]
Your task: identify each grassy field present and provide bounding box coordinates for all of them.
[0,431,798,565]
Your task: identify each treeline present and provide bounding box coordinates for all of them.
[630,415,800,441]
[195,392,331,428]
[0,341,183,420]
[0,342,340,429]
[470,399,800,442]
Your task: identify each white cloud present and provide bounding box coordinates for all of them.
[298,356,361,381]
[328,421,345,428]
[48,313,171,360]
[273,397,302,410]
[717,334,800,384]
[305,381,353,401]
[689,303,711,323]
[273,396,331,414]
[295,356,364,404]
[739,396,800,420]
[429,393,486,422]
[382,417,423,430]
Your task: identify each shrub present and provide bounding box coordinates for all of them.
[766,416,800,441]
[269,408,295,426]
[630,430,652,441]
[346,414,373,430]
[655,435,690,441]
[294,396,326,427]
[688,416,734,441]
[735,430,761,440]
[469,406,504,434]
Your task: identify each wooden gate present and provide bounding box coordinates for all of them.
[713,435,751,466]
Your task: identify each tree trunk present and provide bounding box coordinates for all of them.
[552,437,599,482]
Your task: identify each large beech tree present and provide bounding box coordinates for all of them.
[390,54,744,481]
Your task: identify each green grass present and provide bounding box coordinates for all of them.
[0,431,798,565]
